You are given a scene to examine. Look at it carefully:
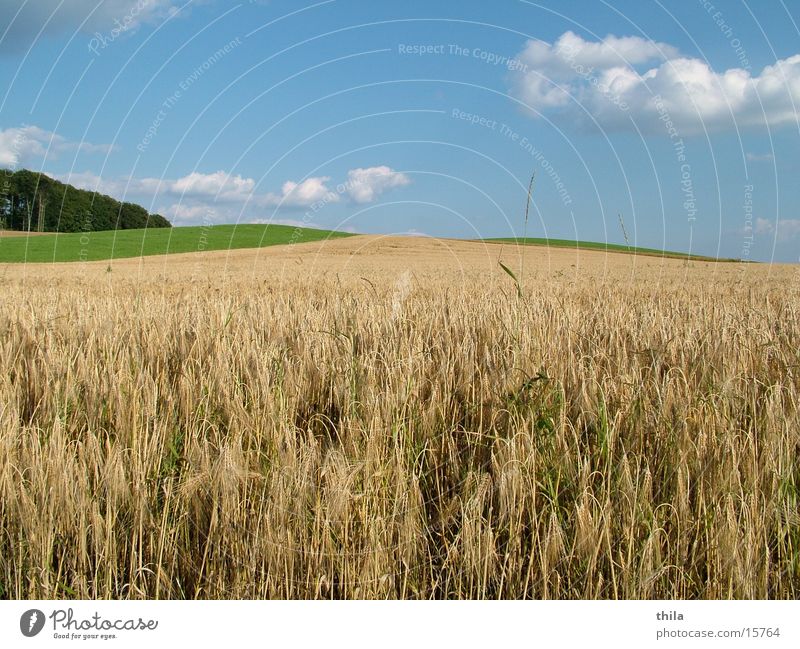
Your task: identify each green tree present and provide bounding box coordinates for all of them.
[0,169,172,233]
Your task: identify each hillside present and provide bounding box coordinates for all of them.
[484,237,738,262]
[0,168,171,233]
[0,224,746,265]
[0,223,353,263]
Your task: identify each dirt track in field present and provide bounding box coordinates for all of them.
[0,229,52,237]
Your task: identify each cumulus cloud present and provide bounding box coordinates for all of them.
[154,171,340,208]
[249,217,323,228]
[271,177,338,207]
[51,165,410,224]
[146,168,407,207]
[755,217,800,240]
[170,170,256,201]
[511,31,800,133]
[52,170,166,200]
[0,0,178,53]
[345,166,411,204]
[164,203,216,224]
[50,170,123,194]
[54,169,338,208]
[0,125,112,167]
[512,31,678,111]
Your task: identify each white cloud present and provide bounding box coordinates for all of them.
[0,125,112,167]
[47,171,119,192]
[164,203,217,224]
[511,31,800,133]
[0,127,44,166]
[515,31,677,109]
[755,217,800,240]
[511,31,678,112]
[0,0,178,53]
[249,217,322,228]
[160,168,408,208]
[170,170,255,201]
[755,217,773,234]
[161,171,339,208]
[48,171,164,196]
[345,166,411,204]
[248,218,356,233]
[271,176,338,207]
[51,165,409,225]
[746,152,775,162]
[54,169,337,208]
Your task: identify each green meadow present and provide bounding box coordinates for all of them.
[0,225,739,264]
[0,224,353,263]
[484,237,737,261]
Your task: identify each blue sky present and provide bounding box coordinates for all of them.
[1,0,799,261]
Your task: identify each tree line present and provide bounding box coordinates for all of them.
[0,169,171,232]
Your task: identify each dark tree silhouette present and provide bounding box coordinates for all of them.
[0,169,171,233]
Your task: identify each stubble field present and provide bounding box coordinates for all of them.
[1,236,798,599]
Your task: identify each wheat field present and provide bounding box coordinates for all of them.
[1,236,798,599]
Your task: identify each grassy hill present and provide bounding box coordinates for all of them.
[0,223,353,263]
[0,226,741,264]
[484,237,739,262]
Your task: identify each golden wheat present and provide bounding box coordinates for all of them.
[0,237,798,599]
